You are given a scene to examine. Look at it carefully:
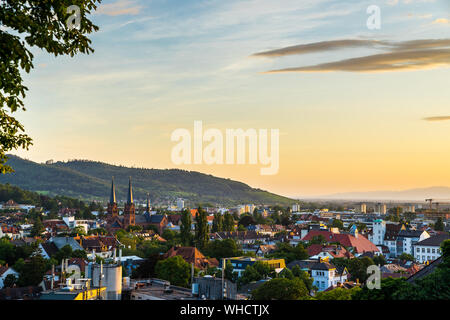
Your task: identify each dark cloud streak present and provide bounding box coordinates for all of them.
[423,116,450,122]
[263,48,450,73]
[254,38,450,73]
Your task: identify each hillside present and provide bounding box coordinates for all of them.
[0,155,295,206]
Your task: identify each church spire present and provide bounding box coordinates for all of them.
[146,193,150,213]
[110,177,116,204]
[127,177,133,204]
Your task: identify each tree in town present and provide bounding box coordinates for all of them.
[252,208,265,224]
[434,217,445,232]
[251,277,310,300]
[180,209,192,246]
[331,219,344,230]
[30,217,44,237]
[194,207,209,250]
[155,256,191,288]
[224,261,237,282]
[223,213,235,232]
[373,254,387,266]
[17,254,47,286]
[398,253,415,262]
[211,213,224,233]
[238,261,273,287]
[315,286,361,300]
[0,0,101,173]
[53,244,73,263]
[238,214,255,228]
[3,273,17,288]
[291,265,314,292]
[267,242,308,264]
[72,249,87,259]
[203,239,242,260]
[352,277,412,300]
[131,254,161,279]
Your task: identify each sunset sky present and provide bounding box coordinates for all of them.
[12,0,450,198]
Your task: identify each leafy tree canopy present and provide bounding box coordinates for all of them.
[0,0,101,173]
[251,277,309,300]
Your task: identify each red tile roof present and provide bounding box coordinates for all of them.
[307,244,354,258]
[302,230,379,254]
[163,246,218,269]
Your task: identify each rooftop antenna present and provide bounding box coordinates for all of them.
[98,260,104,300]
[61,259,65,284]
[51,264,55,290]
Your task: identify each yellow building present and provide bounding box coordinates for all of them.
[220,257,286,277]
[40,286,106,300]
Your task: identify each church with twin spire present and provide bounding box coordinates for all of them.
[106,177,162,231]
[106,177,136,230]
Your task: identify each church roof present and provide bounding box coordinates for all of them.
[127,177,133,204]
[110,177,116,204]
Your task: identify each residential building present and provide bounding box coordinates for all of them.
[307,244,354,259]
[414,233,450,263]
[287,257,348,292]
[369,219,430,257]
[302,230,379,256]
[219,257,286,278]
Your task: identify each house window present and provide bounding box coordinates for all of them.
[427,248,430,253]
[422,248,425,253]
[432,249,435,254]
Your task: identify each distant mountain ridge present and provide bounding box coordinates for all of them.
[312,186,450,201]
[0,155,294,206]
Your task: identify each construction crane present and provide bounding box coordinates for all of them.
[424,199,450,213]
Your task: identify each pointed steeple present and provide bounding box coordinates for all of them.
[127,177,133,204]
[146,193,150,213]
[110,177,116,204]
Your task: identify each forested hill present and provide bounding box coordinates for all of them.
[0,155,295,206]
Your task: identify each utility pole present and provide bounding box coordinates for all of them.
[191,262,194,287]
[221,258,225,300]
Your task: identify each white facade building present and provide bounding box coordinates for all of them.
[414,234,450,263]
[370,219,430,258]
[176,198,185,211]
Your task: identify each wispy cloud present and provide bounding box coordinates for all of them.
[254,38,450,73]
[387,0,436,5]
[96,0,142,16]
[433,18,450,25]
[423,116,450,121]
